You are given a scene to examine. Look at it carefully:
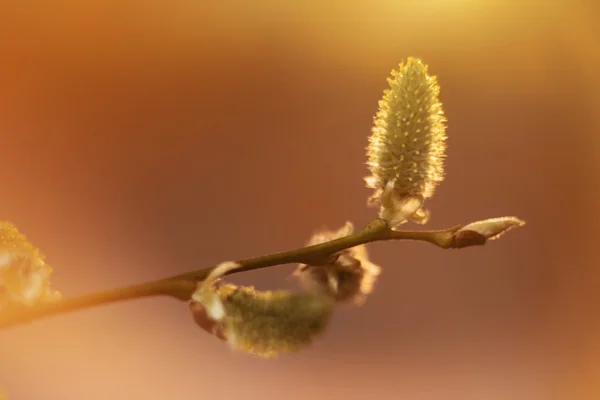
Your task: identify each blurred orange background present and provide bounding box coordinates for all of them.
[0,0,599,399]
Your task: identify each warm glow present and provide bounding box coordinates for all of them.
[0,0,598,398]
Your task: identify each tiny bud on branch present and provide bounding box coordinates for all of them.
[451,217,526,248]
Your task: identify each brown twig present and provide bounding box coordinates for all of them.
[0,218,499,330]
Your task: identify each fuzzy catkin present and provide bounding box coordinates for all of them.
[0,222,44,261]
[365,57,447,226]
[0,222,60,307]
[294,222,380,305]
[216,284,334,358]
[191,262,334,358]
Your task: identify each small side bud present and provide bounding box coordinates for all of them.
[452,217,525,248]
[294,222,381,305]
[190,261,334,358]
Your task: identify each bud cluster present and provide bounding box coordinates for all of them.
[187,58,526,359]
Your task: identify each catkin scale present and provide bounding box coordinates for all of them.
[366,58,447,226]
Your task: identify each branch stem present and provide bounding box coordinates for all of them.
[0,279,196,329]
[0,218,463,330]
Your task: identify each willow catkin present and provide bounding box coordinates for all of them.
[191,262,334,358]
[294,222,381,305]
[365,57,447,227]
[0,221,60,308]
[216,284,334,358]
